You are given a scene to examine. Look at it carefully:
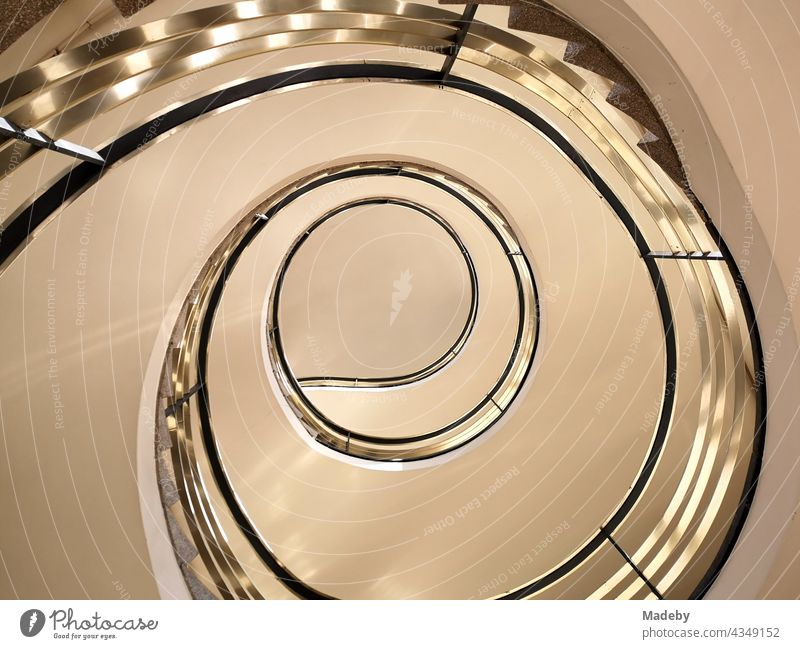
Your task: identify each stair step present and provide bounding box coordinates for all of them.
[476,4,568,56]
[441,0,690,193]
[560,39,629,86]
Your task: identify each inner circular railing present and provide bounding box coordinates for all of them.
[267,182,537,462]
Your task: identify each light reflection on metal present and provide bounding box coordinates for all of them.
[0,116,104,164]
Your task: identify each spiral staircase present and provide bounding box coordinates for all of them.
[0,0,798,600]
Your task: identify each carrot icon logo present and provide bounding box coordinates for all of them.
[20,609,45,637]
